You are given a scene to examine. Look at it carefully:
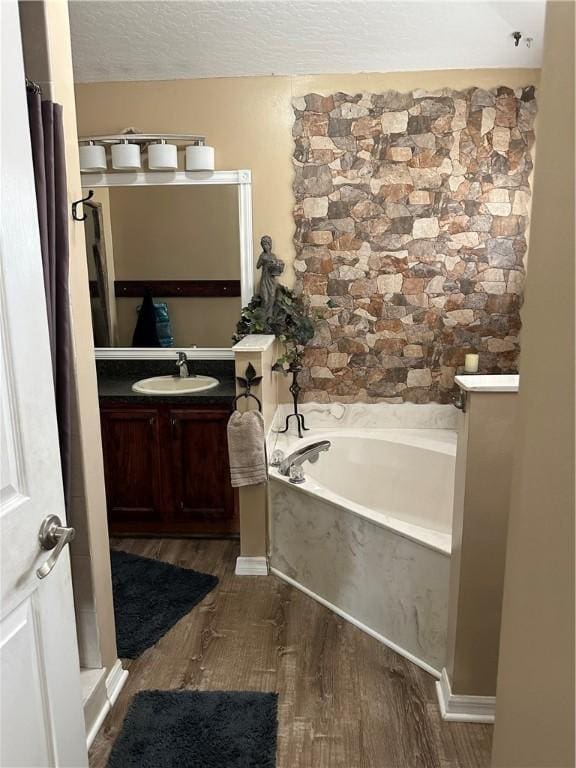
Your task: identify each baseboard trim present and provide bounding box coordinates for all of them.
[270,566,441,679]
[106,658,129,707]
[84,659,128,749]
[235,556,269,576]
[435,667,496,723]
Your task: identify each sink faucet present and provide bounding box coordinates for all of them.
[176,351,192,378]
[278,440,331,478]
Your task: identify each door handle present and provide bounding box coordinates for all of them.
[36,514,76,580]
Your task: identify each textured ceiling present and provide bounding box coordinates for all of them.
[69,1,545,84]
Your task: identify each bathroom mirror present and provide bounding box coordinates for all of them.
[81,170,253,356]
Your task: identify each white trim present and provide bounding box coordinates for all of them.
[237,178,254,308]
[435,667,496,723]
[83,169,254,359]
[81,169,252,187]
[235,556,269,576]
[84,660,129,749]
[270,567,441,679]
[105,659,129,706]
[455,374,519,393]
[232,334,276,353]
[94,347,234,360]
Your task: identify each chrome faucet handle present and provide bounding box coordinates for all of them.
[177,352,190,377]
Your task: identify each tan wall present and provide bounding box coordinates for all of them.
[491,3,575,766]
[446,392,518,696]
[20,0,118,673]
[75,69,540,293]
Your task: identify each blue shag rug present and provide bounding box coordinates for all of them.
[110,549,218,659]
[107,690,278,768]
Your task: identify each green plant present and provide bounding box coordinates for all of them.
[233,286,314,372]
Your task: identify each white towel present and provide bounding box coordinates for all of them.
[227,410,268,487]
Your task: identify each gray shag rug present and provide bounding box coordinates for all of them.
[107,690,278,768]
[110,549,218,659]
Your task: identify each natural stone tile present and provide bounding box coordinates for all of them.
[492,126,511,153]
[490,216,519,237]
[408,190,431,204]
[425,276,446,294]
[507,270,524,294]
[304,230,334,245]
[478,281,506,294]
[305,94,335,113]
[486,238,517,268]
[310,366,335,378]
[403,344,424,358]
[387,146,413,162]
[487,338,516,352]
[512,190,530,215]
[327,352,349,368]
[294,87,534,402]
[485,202,512,216]
[412,217,440,238]
[480,107,496,136]
[381,111,409,134]
[448,231,480,248]
[407,368,432,387]
[303,196,329,218]
[446,309,475,324]
[377,273,403,294]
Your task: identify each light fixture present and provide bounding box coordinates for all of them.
[79,141,107,172]
[78,133,210,173]
[111,139,141,170]
[185,141,215,172]
[148,139,178,170]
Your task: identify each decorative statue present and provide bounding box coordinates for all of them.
[256,235,284,319]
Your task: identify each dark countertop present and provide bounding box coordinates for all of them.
[97,359,236,406]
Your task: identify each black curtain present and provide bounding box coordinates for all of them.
[27,90,71,510]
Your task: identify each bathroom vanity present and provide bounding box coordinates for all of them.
[97,361,238,536]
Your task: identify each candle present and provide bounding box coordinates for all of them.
[464,353,479,373]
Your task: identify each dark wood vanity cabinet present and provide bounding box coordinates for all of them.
[100,403,238,536]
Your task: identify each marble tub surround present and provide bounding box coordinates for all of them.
[293,87,536,404]
[270,479,450,675]
[270,427,456,555]
[272,400,458,434]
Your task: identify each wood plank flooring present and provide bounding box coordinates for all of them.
[89,538,492,768]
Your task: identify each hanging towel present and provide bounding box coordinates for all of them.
[227,410,268,487]
[132,288,160,347]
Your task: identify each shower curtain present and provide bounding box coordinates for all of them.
[27,89,71,511]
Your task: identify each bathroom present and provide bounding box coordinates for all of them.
[0,1,574,767]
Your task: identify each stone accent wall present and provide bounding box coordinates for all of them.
[292,87,536,403]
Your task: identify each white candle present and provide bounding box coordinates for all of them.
[464,353,479,373]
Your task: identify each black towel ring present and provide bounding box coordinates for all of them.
[72,189,94,222]
[232,362,262,412]
[232,392,262,412]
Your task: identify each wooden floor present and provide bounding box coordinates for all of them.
[90,538,492,768]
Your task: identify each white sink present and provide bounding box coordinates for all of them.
[131,375,219,395]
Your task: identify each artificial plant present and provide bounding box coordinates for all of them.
[233,285,314,372]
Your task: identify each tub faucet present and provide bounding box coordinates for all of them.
[176,351,193,378]
[278,440,331,478]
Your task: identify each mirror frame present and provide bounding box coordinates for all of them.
[81,169,253,360]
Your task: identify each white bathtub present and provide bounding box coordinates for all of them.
[269,419,456,675]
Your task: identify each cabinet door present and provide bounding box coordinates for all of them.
[100,407,163,531]
[169,409,237,534]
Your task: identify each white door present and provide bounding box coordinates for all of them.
[0,2,88,766]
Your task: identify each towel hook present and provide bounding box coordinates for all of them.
[72,189,94,222]
[232,362,262,412]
